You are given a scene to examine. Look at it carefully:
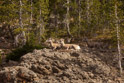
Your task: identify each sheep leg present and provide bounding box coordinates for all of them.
[53,46,56,50]
[67,47,69,50]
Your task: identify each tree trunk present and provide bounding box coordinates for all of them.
[39,7,45,44]
[14,34,19,47]
[19,0,26,46]
[66,0,72,37]
[30,0,33,24]
[86,0,90,36]
[19,0,23,29]
[7,24,14,40]
[55,5,58,37]
[78,0,81,37]
[115,3,122,76]
[86,0,90,24]
[39,8,42,44]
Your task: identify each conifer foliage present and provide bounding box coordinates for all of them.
[0,0,124,48]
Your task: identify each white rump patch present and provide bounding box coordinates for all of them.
[76,46,80,50]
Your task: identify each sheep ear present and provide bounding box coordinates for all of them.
[49,38,53,41]
[45,40,48,42]
[45,39,49,42]
[52,38,55,41]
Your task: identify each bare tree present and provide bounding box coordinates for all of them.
[115,3,122,75]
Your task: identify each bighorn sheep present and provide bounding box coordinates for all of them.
[60,39,81,51]
[46,38,61,50]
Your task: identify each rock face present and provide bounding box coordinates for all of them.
[0,48,122,83]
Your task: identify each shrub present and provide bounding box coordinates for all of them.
[6,43,47,62]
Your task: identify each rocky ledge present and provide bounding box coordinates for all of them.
[0,49,122,83]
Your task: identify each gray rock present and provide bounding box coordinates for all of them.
[0,49,121,83]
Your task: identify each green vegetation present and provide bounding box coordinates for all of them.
[0,0,124,64]
[1,0,124,76]
[0,0,124,43]
[6,43,47,61]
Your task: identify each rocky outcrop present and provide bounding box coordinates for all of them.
[0,48,122,83]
